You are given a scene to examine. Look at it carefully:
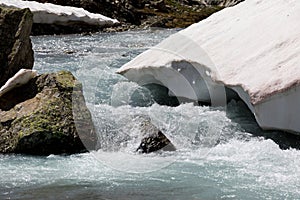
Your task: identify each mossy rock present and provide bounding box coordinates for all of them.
[0,71,97,155]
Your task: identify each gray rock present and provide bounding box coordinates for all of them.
[136,118,176,153]
[0,7,34,87]
[0,71,97,155]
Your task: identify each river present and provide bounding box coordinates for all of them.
[0,29,299,199]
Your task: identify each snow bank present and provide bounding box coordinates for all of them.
[117,0,300,134]
[0,0,118,26]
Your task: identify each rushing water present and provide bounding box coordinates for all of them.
[1,29,300,199]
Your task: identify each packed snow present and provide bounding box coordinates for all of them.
[0,0,118,26]
[117,0,300,134]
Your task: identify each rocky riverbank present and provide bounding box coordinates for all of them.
[25,0,243,33]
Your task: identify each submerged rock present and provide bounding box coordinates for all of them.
[136,119,176,153]
[0,71,96,155]
[117,0,300,134]
[0,6,34,87]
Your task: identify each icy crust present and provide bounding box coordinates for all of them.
[0,0,118,26]
[117,0,300,134]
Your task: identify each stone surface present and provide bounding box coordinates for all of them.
[117,0,300,134]
[136,118,176,153]
[0,6,34,87]
[0,71,96,155]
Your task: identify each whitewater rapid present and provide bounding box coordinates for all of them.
[0,29,298,199]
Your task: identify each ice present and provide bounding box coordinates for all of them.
[117,0,300,134]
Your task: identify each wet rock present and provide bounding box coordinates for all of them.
[0,71,97,155]
[0,7,34,87]
[136,119,176,153]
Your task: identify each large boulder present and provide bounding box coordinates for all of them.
[0,6,34,87]
[0,71,97,155]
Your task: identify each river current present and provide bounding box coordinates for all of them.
[0,29,299,199]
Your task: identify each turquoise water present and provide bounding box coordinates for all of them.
[0,29,299,199]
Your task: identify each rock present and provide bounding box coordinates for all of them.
[0,71,97,155]
[117,0,300,134]
[136,118,176,153]
[0,6,34,87]
[0,0,119,35]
